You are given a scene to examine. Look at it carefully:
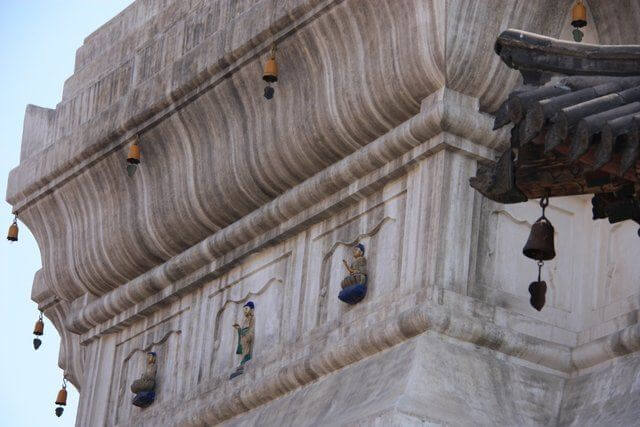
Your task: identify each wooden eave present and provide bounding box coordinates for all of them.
[471,30,640,228]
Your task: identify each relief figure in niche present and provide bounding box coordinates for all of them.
[230,301,255,379]
[338,243,368,304]
[131,351,157,408]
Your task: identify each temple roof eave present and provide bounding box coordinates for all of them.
[472,30,640,229]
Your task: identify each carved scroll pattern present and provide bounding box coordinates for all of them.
[307,189,406,331]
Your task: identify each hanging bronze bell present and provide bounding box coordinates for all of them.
[33,319,44,336]
[263,45,278,99]
[55,387,67,406]
[263,54,278,83]
[33,313,44,349]
[127,142,140,164]
[7,218,18,241]
[54,377,67,417]
[529,281,547,311]
[571,1,587,28]
[523,217,556,261]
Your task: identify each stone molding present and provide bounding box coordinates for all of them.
[33,90,640,387]
[11,0,605,309]
[12,0,446,306]
[65,96,502,336]
[572,322,640,372]
[119,301,570,426]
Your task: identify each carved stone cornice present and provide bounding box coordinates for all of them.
[13,0,445,305]
[66,92,503,336]
[12,0,631,310]
[9,1,640,398]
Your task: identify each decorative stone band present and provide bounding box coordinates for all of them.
[65,90,504,336]
[7,0,336,211]
[132,303,571,426]
[572,322,640,372]
[17,0,449,303]
[16,0,560,304]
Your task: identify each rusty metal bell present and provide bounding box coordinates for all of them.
[33,319,44,336]
[55,376,68,408]
[529,281,547,311]
[263,57,277,83]
[127,142,140,164]
[126,137,141,177]
[33,312,44,349]
[7,217,18,241]
[55,387,67,406]
[571,1,587,28]
[571,0,587,41]
[263,45,278,83]
[55,390,66,415]
[523,216,556,261]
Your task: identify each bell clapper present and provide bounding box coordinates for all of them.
[55,376,68,417]
[7,214,18,242]
[571,1,587,42]
[529,260,548,312]
[33,310,44,350]
[263,44,278,100]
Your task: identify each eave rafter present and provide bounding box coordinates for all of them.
[471,29,640,231]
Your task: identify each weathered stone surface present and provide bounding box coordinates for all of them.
[6,0,640,425]
[216,335,566,426]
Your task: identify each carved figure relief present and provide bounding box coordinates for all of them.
[230,301,255,379]
[338,243,368,304]
[131,352,157,408]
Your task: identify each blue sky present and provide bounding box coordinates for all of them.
[0,2,133,425]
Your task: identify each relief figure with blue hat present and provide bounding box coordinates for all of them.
[131,351,157,408]
[338,243,368,304]
[230,301,255,379]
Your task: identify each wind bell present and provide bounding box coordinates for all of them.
[126,136,141,177]
[571,0,587,42]
[262,44,278,100]
[6,215,18,242]
[55,376,68,417]
[522,195,556,311]
[33,311,44,350]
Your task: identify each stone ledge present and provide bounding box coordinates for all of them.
[572,322,640,373]
[65,100,502,335]
[11,0,448,304]
[122,303,571,426]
